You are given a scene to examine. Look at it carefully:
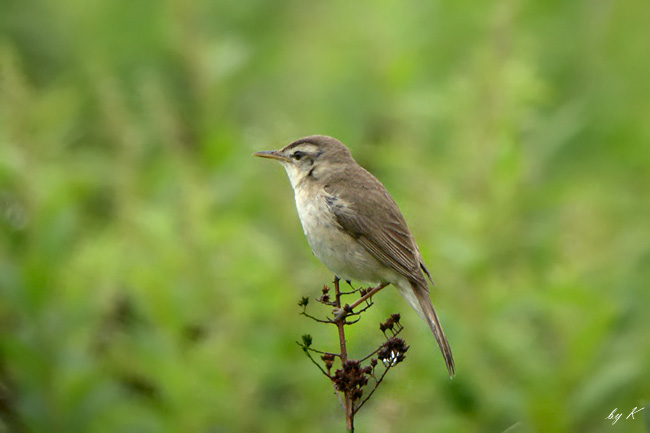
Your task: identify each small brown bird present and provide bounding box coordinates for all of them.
[254,135,454,376]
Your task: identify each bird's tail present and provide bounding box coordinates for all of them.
[395,280,455,377]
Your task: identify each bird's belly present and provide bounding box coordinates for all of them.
[295,191,389,284]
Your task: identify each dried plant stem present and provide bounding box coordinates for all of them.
[297,279,408,432]
[333,277,354,432]
[346,282,388,311]
[355,363,390,413]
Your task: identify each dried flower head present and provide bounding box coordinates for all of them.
[321,353,335,371]
[378,337,409,367]
[379,317,394,333]
[332,360,372,401]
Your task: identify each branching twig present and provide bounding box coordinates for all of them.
[354,363,391,414]
[300,310,336,324]
[296,342,332,378]
[301,346,340,357]
[343,301,374,317]
[296,278,409,432]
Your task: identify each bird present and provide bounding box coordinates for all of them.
[253,135,455,376]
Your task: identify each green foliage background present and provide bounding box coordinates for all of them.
[1,1,649,432]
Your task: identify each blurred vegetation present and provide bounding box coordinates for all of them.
[1,0,649,432]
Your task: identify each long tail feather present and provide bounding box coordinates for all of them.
[411,282,455,377]
[394,280,455,376]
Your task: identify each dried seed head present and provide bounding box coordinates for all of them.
[332,360,371,400]
[379,317,394,332]
[378,337,409,367]
[321,353,335,370]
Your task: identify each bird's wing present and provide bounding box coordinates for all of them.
[326,168,452,375]
[324,169,427,287]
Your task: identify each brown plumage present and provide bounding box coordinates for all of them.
[322,159,455,376]
[255,135,455,376]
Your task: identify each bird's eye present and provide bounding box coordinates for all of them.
[292,151,304,161]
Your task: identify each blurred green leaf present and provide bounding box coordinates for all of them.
[1,1,649,432]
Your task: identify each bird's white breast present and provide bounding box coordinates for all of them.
[292,183,392,284]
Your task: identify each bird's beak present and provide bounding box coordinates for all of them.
[252,150,291,162]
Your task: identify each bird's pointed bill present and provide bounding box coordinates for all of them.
[253,150,290,162]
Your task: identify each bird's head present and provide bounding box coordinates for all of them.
[253,135,353,188]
